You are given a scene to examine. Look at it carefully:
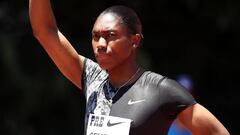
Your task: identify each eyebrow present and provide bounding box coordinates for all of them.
[92,29,117,34]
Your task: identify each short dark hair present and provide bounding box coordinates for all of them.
[100,5,143,38]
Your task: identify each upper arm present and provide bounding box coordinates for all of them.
[29,0,85,90]
[177,103,230,135]
[35,29,85,90]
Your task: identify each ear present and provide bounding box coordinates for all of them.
[132,34,141,48]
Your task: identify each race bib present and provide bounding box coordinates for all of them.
[86,114,132,135]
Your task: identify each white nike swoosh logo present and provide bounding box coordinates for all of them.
[128,99,145,105]
[107,120,124,127]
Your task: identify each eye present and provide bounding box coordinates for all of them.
[106,32,116,39]
[92,32,100,41]
[109,32,115,37]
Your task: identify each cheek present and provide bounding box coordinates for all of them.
[111,41,133,58]
[91,40,95,47]
[92,40,97,50]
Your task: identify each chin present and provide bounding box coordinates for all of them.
[96,60,111,70]
[96,57,120,71]
[98,61,117,71]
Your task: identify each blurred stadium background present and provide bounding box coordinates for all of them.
[0,0,239,134]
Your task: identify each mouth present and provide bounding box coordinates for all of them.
[95,48,109,60]
[97,47,107,53]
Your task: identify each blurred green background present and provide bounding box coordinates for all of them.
[0,0,239,134]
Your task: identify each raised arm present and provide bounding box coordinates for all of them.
[29,0,84,89]
[177,103,230,135]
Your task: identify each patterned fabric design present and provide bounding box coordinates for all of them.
[82,58,113,128]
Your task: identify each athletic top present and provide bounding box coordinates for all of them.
[82,58,196,135]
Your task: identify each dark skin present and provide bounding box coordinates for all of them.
[92,13,142,87]
[29,0,230,134]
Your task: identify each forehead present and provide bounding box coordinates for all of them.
[92,13,126,32]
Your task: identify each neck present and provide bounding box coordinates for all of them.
[107,62,141,88]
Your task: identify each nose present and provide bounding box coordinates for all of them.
[98,37,107,47]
